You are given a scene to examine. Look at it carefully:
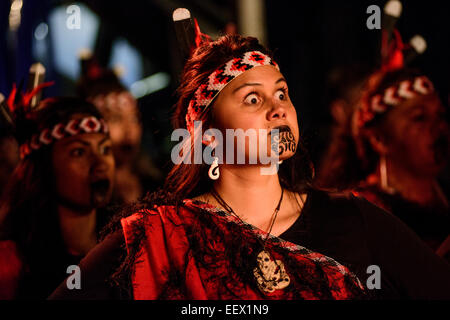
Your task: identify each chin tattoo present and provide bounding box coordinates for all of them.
[272,130,297,157]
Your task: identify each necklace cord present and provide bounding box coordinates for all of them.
[210,187,284,248]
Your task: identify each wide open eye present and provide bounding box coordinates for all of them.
[276,88,287,101]
[244,93,261,105]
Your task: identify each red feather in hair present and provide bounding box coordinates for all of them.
[6,81,54,114]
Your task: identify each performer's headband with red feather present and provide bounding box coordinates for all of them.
[3,82,109,159]
[185,50,279,132]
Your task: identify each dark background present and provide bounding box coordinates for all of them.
[1,0,449,170]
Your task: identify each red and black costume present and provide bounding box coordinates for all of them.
[49,189,450,300]
[120,198,364,299]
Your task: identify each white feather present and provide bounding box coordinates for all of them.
[410,35,427,54]
[384,0,402,18]
[29,62,45,74]
[78,48,93,60]
[173,8,191,21]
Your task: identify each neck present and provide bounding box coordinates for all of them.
[380,157,445,207]
[211,164,284,227]
[57,205,97,256]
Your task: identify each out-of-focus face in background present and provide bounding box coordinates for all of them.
[91,91,142,167]
[52,129,115,210]
[382,93,450,177]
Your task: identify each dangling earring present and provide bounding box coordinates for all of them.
[380,154,395,194]
[208,150,220,180]
[380,154,387,190]
[278,160,283,164]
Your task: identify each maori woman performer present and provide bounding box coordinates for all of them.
[0,90,115,299]
[50,34,450,300]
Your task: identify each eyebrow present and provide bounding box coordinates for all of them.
[232,82,262,93]
[63,136,109,147]
[276,77,287,84]
[232,77,287,93]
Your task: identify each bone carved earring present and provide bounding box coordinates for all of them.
[207,140,220,180]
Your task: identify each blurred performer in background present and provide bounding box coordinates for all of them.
[351,68,450,255]
[0,91,115,299]
[317,22,450,258]
[76,53,163,204]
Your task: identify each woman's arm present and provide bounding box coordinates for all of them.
[48,230,130,300]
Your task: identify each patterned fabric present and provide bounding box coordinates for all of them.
[357,76,434,128]
[19,116,108,159]
[121,199,365,300]
[186,51,279,133]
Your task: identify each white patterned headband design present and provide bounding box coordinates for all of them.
[20,116,108,159]
[185,50,279,132]
[358,75,435,127]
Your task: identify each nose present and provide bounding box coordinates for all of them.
[266,103,287,121]
[90,151,113,176]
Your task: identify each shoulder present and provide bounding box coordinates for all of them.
[120,202,189,227]
[0,240,23,299]
[310,188,393,218]
[120,200,208,245]
[306,188,410,236]
[122,199,215,224]
[307,188,370,218]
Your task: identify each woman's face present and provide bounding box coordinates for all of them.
[52,131,115,211]
[211,65,299,164]
[382,93,449,176]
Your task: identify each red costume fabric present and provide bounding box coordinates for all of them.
[121,199,365,300]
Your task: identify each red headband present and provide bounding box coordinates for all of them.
[357,75,435,128]
[185,50,279,132]
[19,116,109,159]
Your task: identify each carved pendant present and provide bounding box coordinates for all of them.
[253,250,290,293]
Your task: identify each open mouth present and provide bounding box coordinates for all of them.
[90,178,111,206]
[91,179,110,192]
[433,134,450,164]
